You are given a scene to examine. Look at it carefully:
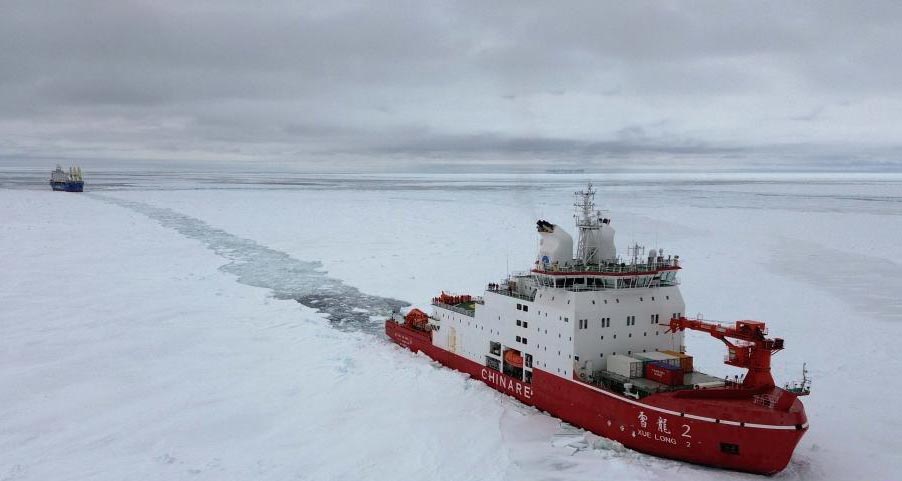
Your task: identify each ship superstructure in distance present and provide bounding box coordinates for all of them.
[49,165,84,192]
[386,183,810,475]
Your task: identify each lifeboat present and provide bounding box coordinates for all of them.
[503,349,523,368]
[404,309,430,330]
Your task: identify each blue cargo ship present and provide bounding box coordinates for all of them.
[49,165,84,192]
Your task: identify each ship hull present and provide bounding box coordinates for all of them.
[50,181,84,192]
[386,321,807,475]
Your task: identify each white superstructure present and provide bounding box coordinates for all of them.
[50,164,83,182]
[428,184,685,385]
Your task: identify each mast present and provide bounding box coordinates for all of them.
[573,183,600,264]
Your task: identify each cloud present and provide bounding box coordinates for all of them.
[1,0,901,170]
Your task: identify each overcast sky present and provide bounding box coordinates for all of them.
[2,1,902,171]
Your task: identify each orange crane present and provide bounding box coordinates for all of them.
[667,317,784,390]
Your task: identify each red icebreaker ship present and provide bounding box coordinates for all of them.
[386,184,810,475]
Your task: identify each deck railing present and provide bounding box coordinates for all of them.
[431,301,477,317]
[533,258,680,276]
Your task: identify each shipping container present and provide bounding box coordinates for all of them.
[645,361,684,386]
[633,351,680,369]
[606,354,643,378]
[662,350,694,373]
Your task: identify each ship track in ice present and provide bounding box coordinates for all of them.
[91,194,408,334]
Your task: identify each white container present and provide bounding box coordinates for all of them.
[607,354,643,378]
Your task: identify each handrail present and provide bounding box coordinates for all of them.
[431,301,476,317]
[533,259,680,276]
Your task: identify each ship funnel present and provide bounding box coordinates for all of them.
[536,220,573,268]
[583,223,616,263]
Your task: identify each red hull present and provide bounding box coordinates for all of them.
[386,321,807,475]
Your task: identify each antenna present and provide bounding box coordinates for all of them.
[506,249,510,279]
[573,182,602,264]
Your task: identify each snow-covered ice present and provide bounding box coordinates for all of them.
[2,172,901,480]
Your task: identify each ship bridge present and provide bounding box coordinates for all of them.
[531,256,680,291]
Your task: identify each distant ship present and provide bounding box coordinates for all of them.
[386,183,810,475]
[49,165,84,192]
[545,168,586,174]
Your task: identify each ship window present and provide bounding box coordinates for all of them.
[489,341,501,356]
[486,356,500,371]
[604,300,608,304]
[523,305,528,312]
[516,320,522,326]
[616,298,620,303]
[523,322,528,328]
[516,303,522,310]
[524,370,532,384]
[522,338,527,345]
[628,333,632,338]
[516,336,522,342]
[564,317,569,323]
[525,354,533,368]
[592,300,596,304]
[666,296,670,300]
[652,297,655,301]
[720,443,740,455]
[640,297,643,301]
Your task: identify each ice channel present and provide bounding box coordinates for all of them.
[92,194,408,334]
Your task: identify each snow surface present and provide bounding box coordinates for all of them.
[2,173,901,480]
